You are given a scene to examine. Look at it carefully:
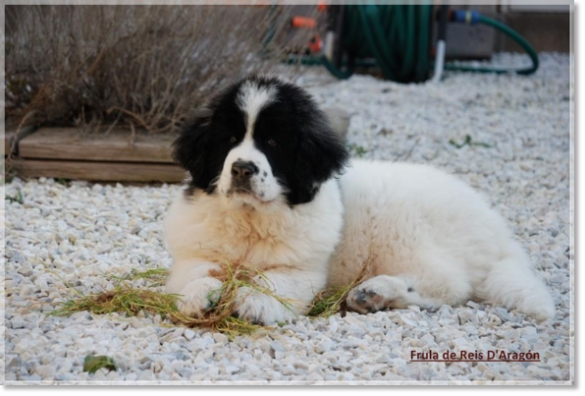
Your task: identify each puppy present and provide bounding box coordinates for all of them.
[164,76,554,324]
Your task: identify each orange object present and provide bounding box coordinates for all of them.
[317,1,329,12]
[291,16,317,29]
[308,35,322,53]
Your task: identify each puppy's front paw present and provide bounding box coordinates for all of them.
[233,287,297,325]
[177,277,223,318]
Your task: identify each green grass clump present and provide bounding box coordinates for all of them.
[51,286,179,318]
[51,265,292,337]
[83,355,118,374]
[5,190,24,204]
[108,268,170,287]
[348,143,368,158]
[449,134,492,149]
[307,254,373,318]
[51,253,375,337]
[307,286,352,317]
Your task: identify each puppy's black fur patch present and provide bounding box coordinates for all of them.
[172,76,348,206]
[173,82,246,195]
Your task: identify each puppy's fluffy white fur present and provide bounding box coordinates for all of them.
[165,77,554,324]
[166,160,554,323]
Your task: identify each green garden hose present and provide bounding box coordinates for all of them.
[346,4,433,82]
[444,12,539,75]
[285,5,539,82]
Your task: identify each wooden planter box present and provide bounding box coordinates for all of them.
[6,108,350,183]
[10,128,184,183]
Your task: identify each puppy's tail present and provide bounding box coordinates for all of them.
[477,246,555,321]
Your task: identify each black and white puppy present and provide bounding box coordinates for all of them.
[165,76,554,324]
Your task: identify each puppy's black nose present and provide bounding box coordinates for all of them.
[231,161,258,180]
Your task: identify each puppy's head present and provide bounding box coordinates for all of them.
[173,76,348,208]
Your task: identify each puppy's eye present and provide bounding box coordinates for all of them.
[267,138,277,147]
[229,136,236,143]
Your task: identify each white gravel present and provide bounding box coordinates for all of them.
[2,53,573,384]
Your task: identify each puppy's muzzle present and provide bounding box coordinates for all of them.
[231,160,258,190]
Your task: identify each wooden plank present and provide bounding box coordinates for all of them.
[10,159,186,183]
[502,12,570,53]
[3,125,37,156]
[19,128,176,163]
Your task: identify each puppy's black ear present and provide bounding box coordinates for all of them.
[172,109,213,192]
[290,112,348,205]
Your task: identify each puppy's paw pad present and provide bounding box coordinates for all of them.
[177,277,223,318]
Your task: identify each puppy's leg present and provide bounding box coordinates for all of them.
[346,275,444,314]
[476,250,555,321]
[165,260,223,318]
[234,270,324,325]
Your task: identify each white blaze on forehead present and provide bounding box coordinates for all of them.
[236,81,276,140]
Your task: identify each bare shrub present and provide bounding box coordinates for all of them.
[6,5,317,134]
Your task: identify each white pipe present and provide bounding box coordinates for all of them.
[324,31,335,59]
[432,40,446,83]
